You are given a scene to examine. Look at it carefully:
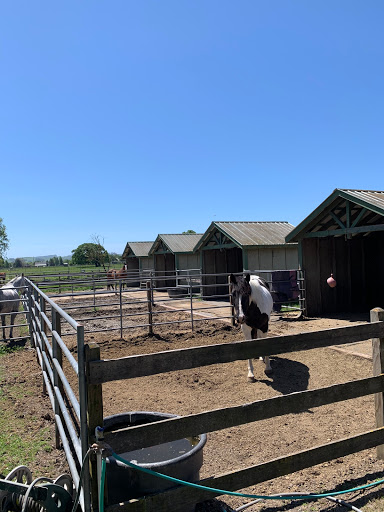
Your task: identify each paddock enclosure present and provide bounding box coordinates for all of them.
[9,265,384,512]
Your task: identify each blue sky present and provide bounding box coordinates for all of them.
[1,1,384,258]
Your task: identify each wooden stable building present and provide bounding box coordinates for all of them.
[122,241,154,272]
[193,221,298,298]
[285,189,384,316]
[122,242,154,285]
[149,233,203,288]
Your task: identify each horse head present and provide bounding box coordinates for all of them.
[230,273,252,325]
[11,274,28,295]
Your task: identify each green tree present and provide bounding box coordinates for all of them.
[71,242,109,267]
[59,256,63,266]
[14,258,24,268]
[0,218,9,259]
[182,229,196,234]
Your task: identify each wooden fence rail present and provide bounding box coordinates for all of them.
[85,312,384,512]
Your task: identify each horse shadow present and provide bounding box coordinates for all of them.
[259,356,310,396]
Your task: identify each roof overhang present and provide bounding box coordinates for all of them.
[286,189,384,243]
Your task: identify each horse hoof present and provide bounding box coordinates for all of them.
[247,376,256,383]
[264,369,273,376]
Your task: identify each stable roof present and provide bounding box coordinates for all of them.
[286,189,384,243]
[122,241,154,259]
[194,221,296,251]
[149,233,203,255]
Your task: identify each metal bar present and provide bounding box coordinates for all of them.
[77,324,91,512]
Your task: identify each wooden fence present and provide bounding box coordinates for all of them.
[85,308,384,512]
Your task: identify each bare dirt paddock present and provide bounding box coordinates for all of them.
[3,298,384,512]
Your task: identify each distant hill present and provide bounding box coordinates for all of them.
[8,255,71,263]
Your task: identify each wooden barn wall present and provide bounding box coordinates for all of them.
[177,253,200,271]
[247,246,298,271]
[154,253,176,288]
[125,257,140,287]
[126,257,139,271]
[202,247,242,298]
[303,233,384,316]
[140,256,154,271]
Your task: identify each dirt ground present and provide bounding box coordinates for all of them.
[2,297,384,512]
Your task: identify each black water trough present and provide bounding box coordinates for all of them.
[103,411,207,509]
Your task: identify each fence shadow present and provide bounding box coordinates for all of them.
[255,469,384,512]
[260,356,310,395]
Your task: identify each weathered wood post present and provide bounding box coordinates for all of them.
[228,276,235,326]
[119,282,123,338]
[85,342,104,510]
[189,275,194,331]
[147,280,153,334]
[371,307,384,459]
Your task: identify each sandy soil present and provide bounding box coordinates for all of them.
[2,300,384,512]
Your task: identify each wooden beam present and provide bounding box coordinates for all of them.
[89,322,384,384]
[303,223,384,238]
[330,211,346,229]
[105,428,384,512]
[351,207,367,228]
[104,374,384,452]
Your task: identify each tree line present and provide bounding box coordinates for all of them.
[0,220,122,269]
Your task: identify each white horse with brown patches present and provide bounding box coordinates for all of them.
[230,273,273,382]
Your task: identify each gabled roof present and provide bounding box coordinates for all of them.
[122,241,154,259]
[194,221,297,251]
[149,234,203,255]
[286,189,384,242]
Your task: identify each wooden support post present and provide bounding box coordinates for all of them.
[147,280,153,335]
[85,342,104,511]
[228,276,235,326]
[371,307,384,459]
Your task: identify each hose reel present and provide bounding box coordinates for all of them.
[0,466,74,512]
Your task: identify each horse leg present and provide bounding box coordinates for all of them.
[241,324,255,382]
[257,329,272,375]
[9,312,17,340]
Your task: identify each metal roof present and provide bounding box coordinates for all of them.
[122,241,154,259]
[149,234,203,254]
[195,221,297,250]
[286,189,384,242]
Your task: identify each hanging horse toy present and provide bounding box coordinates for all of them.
[230,273,274,382]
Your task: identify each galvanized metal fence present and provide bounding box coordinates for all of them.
[23,279,91,512]
[30,269,304,338]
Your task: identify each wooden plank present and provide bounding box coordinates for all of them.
[89,321,384,384]
[371,308,384,459]
[85,342,104,511]
[104,374,384,452]
[303,223,384,238]
[105,427,384,512]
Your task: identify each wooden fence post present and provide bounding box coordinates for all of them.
[228,276,235,326]
[371,307,384,459]
[85,342,104,510]
[147,280,153,335]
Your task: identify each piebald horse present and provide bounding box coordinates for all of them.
[0,275,27,340]
[230,273,273,382]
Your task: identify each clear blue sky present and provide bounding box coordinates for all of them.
[1,1,384,258]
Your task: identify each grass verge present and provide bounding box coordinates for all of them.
[0,346,53,476]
